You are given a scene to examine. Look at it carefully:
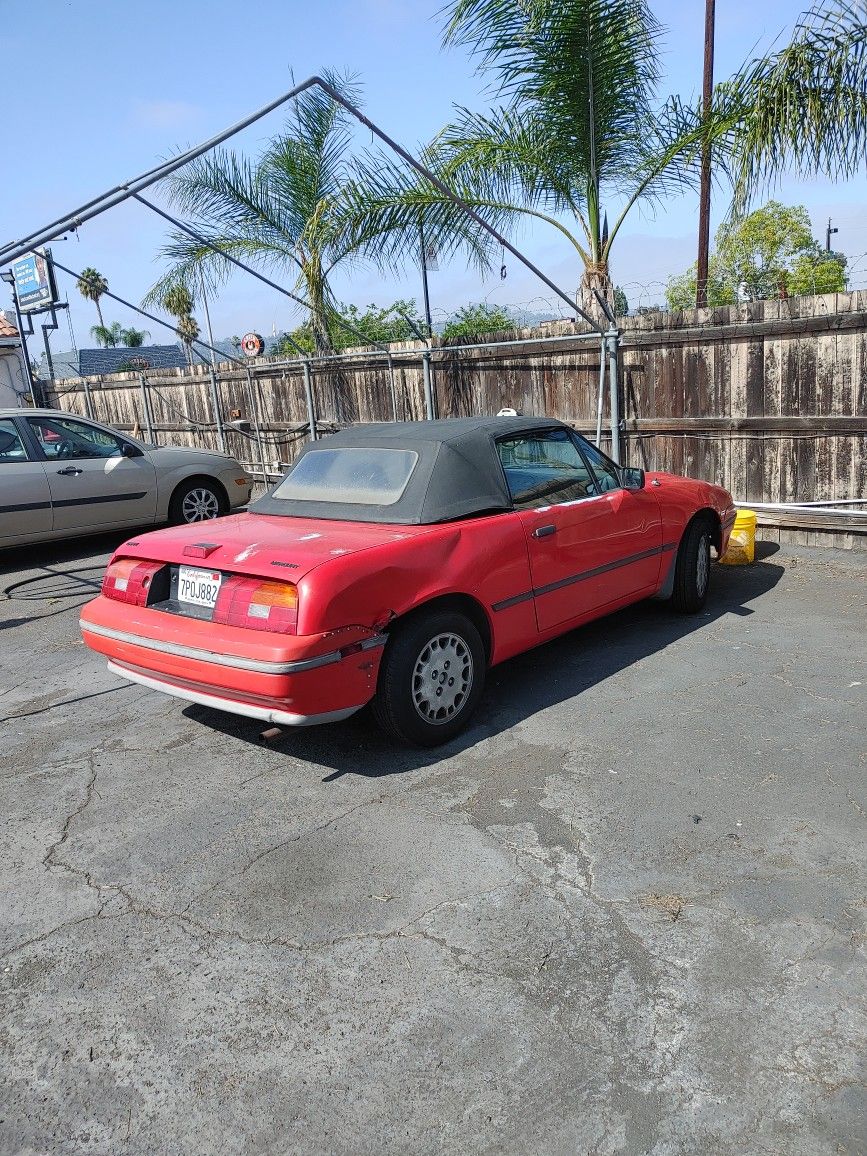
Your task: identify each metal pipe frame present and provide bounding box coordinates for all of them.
[1,76,605,339]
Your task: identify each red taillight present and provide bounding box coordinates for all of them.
[102,558,163,605]
[212,576,298,634]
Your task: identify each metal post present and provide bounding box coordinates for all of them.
[607,331,621,464]
[82,378,94,419]
[302,359,317,442]
[386,352,398,422]
[594,334,607,447]
[41,321,56,381]
[139,373,154,443]
[421,347,435,421]
[199,268,217,366]
[208,368,225,452]
[696,0,716,308]
[419,220,433,338]
[244,368,268,483]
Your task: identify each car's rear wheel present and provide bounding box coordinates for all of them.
[169,478,227,525]
[671,517,713,613]
[372,610,486,746]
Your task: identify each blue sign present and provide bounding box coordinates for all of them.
[11,251,56,313]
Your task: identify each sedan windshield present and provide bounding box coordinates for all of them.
[270,447,418,506]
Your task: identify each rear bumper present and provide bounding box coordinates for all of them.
[80,595,385,723]
[107,660,364,726]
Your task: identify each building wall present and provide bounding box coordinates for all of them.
[0,345,28,408]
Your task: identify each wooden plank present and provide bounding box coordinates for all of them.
[748,508,867,533]
[796,336,818,501]
[618,310,867,346]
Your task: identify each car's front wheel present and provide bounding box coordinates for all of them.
[671,517,713,613]
[372,610,486,746]
[168,478,227,525]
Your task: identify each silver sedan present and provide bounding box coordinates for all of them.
[0,408,252,548]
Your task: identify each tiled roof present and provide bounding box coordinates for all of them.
[78,345,188,376]
[37,344,189,380]
[0,310,19,340]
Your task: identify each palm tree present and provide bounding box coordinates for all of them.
[161,285,194,322]
[77,268,109,327]
[144,72,494,354]
[384,0,709,318]
[362,0,866,322]
[121,327,150,347]
[90,320,125,347]
[176,314,200,366]
[714,1,867,215]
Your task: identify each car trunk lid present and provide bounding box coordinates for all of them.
[114,511,436,582]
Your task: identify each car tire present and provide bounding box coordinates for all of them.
[671,517,713,614]
[168,478,228,525]
[372,610,487,746]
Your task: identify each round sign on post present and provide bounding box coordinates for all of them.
[241,332,265,358]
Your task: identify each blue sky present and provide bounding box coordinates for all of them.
[2,0,865,349]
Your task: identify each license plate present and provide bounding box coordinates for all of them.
[177,565,222,608]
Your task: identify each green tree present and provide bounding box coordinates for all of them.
[176,314,200,366]
[77,268,108,327]
[359,0,708,322]
[788,250,848,296]
[613,286,629,316]
[121,327,150,347]
[271,299,428,356]
[356,0,866,320]
[715,1,867,215]
[665,260,738,310]
[145,74,488,355]
[442,303,515,341]
[161,285,194,322]
[90,321,125,347]
[666,201,846,307]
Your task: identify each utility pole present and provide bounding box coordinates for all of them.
[199,267,217,366]
[826,218,838,252]
[419,220,433,338]
[696,0,716,308]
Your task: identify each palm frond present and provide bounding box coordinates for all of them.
[718,0,867,212]
[443,0,662,182]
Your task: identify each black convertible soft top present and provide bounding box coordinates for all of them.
[251,416,568,524]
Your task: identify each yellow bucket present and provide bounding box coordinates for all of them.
[720,508,757,565]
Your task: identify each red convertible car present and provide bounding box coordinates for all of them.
[80,417,735,745]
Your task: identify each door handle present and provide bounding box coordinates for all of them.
[57,466,83,476]
[532,524,556,539]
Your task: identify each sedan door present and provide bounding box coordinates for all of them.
[496,428,662,633]
[0,418,53,545]
[25,415,158,532]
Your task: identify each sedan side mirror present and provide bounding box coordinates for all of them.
[121,442,144,458]
[621,466,645,490]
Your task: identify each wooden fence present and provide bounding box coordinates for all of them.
[45,292,867,549]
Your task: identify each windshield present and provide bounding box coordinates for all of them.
[270,447,418,506]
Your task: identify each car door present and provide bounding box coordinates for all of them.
[573,434,665,607]
[0,417,53,545]
[25,414,158,532]
[496,427,662,633]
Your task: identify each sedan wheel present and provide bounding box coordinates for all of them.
[671,517,713,614]
[169,479,226,525]
[373,610,486,746]
[412,632,474,725]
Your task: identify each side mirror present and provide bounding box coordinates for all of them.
[121,442,143,458]
[621,466,645,490]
